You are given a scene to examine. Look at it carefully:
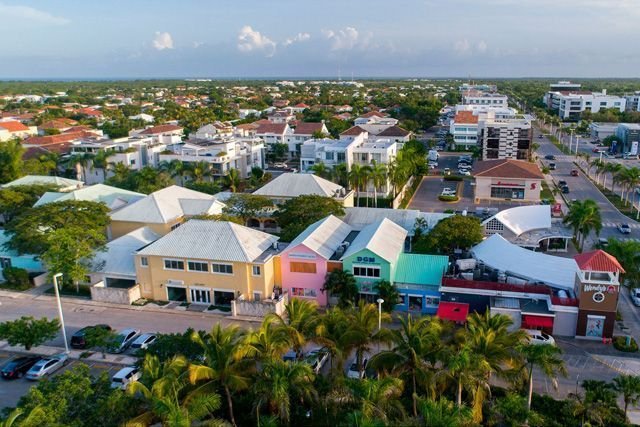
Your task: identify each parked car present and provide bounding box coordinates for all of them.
[111,366,141,390]
[272,162,288,169]
[1,356,41,380]
[108,329,140,354]
[346,357,369,379]
[129,333,157,351]
[597,237,609,249]
[593,147,606,153]
[70,324,112,349]
[458,169,471,176]
[282,349,301,362]
[441,188,456,196]
[25,353,68,380]
[525,330,555,346]
[618,223,632,234]
[304,347,329,374]
[443,168,451,176]
[570,169,579,177]
[538,134,544,139]
[631,289,640,307]
[544,155,555,160]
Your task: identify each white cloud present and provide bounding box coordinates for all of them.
[152,32,174,50]
[237,26,276,57]
[454,39,471,54]
[477,40,488,53]
[323,27,372,51]
[0,3,69,25]
[283,32,311,47]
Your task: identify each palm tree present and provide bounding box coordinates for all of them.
[322,269,358,308]
[612,374,640,420]
[189,324,252,427]
[314,306,350,374]
[337,377,406,423]
[416,397,472,427]
[605,239,640,285]
[165,159,187,185]
[225,168,241,193]
[240,317,292,362]
[333,163,349,187]
[252,360,316,426]
[186,160,212,183]
[310,161,329,179]
[0,407,45,427]
[563,199,603,250]
[373,280,399,313]
[349,164,366,207]
[267,298,319,360]
[369,161,387,207]
[518,343,567,411]
[110,162,131,184]
[606,163,622,192]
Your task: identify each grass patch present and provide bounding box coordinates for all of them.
[613,336,638,353]
[0,280,33,292]
[45,284,91,298]
[597,186,639,222]
[548,135,571,155]
[399,175,423,209]
[438,195,459,202]
[443,175,463,182]
[540,181,555,202]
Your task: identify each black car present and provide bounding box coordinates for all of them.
[544,155,555,160]
[561,185,570,194]
[558,180,567,187]
[70,324,112,349]
[1,356,41,380]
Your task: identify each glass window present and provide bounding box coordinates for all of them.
[490,187,524,200]
[353,266,381,278]
[140,257,148,267]
[187,261,209,272]
[164,259,184,270]
[292,287,317,298]
[252,265,261,276]
[170,223,181,231]
[0,257,13,269]
[409,296,423,311]
[212,263,233,274]
[425,296,440,306]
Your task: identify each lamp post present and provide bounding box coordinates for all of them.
[575,135,581,156]
[376,298,384,331]
[53,273,69,354]
[568,128,575,152]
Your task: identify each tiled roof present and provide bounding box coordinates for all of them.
[39,118,77,129]
[454,111,479,124]
[293,122,325,135]
[340,125,367,136]
[256,122,288,134]
[294,103,310,108]
[377,125,410,137]
[360,111,387,118]
[574,250,625,273]
[474,159,544,179]
[139,124,183,135]
[23,130,96,146]
[0,121,29,132]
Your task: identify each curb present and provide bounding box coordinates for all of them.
[0,341,138,367]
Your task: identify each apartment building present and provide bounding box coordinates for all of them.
[450,106,519,148]
[285,122,328,156]
[544,90,626,120]
[462,91,508,108]
[478,113,533,160]
[625,92,640,112]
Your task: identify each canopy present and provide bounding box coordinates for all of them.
[436,302,469,323]
[522,315,554,329]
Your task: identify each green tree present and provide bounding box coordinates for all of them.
[344,301,391,379]
[225,168,241,193]
[348,164,372,207]
[563,199,602,250]
[369,161,387,208]
[267,299,319,360]
[310,161,330,179]
[519,343,567,411]
[0,138,24,184]
[314,307,350,374]
[0,184,61,224]
[415,215,483,254]
[275,195,345,242]
[491,393,544,427]
[222,193,274,225]
[83,326,118,358]
[612,374,640,420]
[322,269,359,308]
[185,160,212,183]
[373,280,399,312]
[605,238,640,287]
[416,397,472,427]
[240,317,293,362]
[0,316,59,351]
[340,377,406,423]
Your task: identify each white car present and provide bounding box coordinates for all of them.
[273,162,288,169]
[525,329,555,346]
[618,224,632,234]
[25,353,68,380]
[109,328,140,354]
[631,289,640,307]
[129,333,157,351]
[304,347,329,374]
[458,170,471,176]
[111,366,141,390]
[346,357,368,379]
[441,188,456,196]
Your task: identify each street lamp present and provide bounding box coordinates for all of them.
[376,298,384,331]
[53,273,69,354]
[575,135,581,156]
[568,128,575,152]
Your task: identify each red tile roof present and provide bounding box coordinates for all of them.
[39,118,77,130]
[23,143,73,159]
[454,111,479,124]
[294,103,310,108]
[77,107,103,117]
[293,122,325,135]
[377,125,410,137]
[139,124,183,135]
[474,159,544,179]
[360,111,387,118]
[23,130,96,146]
[0,121,29,132]
[256,123,288,134]
[340,125,367,136]
[574,250,625,273]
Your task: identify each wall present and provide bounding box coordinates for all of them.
[110,220,177,240]
[474,176,541,202]
[392,176,415,209]
[341,248,392,294]
[490,307,522,331]
[90,282,141,305]
[553,310,578,337]
[576,309,615,339]
[233,291,288,317]
[280,244,328,306]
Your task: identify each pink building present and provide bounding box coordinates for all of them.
[279,215,353,306]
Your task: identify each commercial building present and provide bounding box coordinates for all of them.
[477,113,533,160]
[462,91,508,108]
[473,159,543,203]
[589,122,619,141]
[616,123,640,154]
[544,89,626,120]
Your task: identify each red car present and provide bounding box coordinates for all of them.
[570,169,579,176]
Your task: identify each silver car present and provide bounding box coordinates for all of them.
[25,353,68,380]
[129,333,157,350]
[109,329,140,354]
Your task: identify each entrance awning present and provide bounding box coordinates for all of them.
[522,315,554,329]
[436,302,469,323]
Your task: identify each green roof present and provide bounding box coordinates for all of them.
[393,253,449,286]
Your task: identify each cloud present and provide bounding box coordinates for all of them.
[282,32,311,47]
[477,40,488,53]
[0,3,69,25]
[322,27,372,51]
[237,26,276,57]
[152,32,174,50]
[454,39,488,54]
[454,39,471,54]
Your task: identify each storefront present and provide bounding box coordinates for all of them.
[473,159,544,203]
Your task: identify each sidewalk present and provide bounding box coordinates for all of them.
[557,336,640,359]
[0,340,138,366]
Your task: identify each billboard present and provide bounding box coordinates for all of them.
[630,141,639,156]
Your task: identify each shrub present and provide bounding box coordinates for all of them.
[438,195,459,202]
[1,267,32,291]
[613,336,638,352]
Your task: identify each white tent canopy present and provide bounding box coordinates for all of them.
[482,205,551,236]
[471,234,578,290]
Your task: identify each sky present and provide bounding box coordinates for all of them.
[1,0,640,79]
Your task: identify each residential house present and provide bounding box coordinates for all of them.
[0,120,37,141]
[1,175,83,191]
[130,124,184,145]
[34,184,145,213]
[109,185,225,239]
[253,172,354,207]
[134,220,281,306]
[129,114,155,123]
[38,118,78,135]
[255,122,293,155]
[0,231,45,281]
[267,110,295,124]
[285,122,328,156]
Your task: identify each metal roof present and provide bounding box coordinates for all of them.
[284,215,352,260]
[33,184,145,211]
[393,253,449,286]
[2,175,83,190]
[92,227,160,277]
[482,205,551,236]
[110,185,224,224]
[253,173,346,198]
[342,208,450,236]
[136,220,279,263]
[341,218,407,263]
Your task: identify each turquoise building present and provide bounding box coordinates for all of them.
[0,231,45,281]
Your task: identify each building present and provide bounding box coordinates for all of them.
[450,111,479,148]
[0,120,37,141]
[279,215,352,306]
[616,123,640,154]
[1,175,83,191]
[285,122,329,156]
[549,81,582,91]
[477,113,533,160]
[131,124,184,145]
[624,92,640,112]
[109,185,225,239]
[473,159,543,202]
[33,184,145,212]
[458,83,497,93]
[544,90,626,120]
[255,122,293,153]
[253,172,354,207]
[462,91,508,108]
[0,231,45,281]
[589,122,619,141]
[134,220,281,306]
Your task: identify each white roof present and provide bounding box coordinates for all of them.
[110,185,225,224]
[471,234,578,290]
[284,215,352,260]
[92,227,159,277]
[33,184,145,210]
[342,208,451,236]
[253,173,346,198]
[482,205,551,236]
[137,220,279,263]
[2,175,83,190]
[341,218,407,263]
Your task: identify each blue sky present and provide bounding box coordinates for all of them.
[2,0,640,79]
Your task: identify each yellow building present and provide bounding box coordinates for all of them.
[134,219,281,306]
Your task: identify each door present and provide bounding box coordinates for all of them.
[167,286,187,302]
[213,291,235,306]
[190,288,211,304]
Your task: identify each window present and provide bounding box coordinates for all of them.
[253,292,261,302]
[170,222,181,231]
[188,261,209,273]
[290,262,317,274]
[353,266,381,278]
[212,263,233,274]
[491,187,524,200]
[140,257,148,267]
[164,259,184,270]
[0,257,12,269]
[425,296,440,306]
[252,265,261,276]
[291,287,318,297]
[484,218,504,232]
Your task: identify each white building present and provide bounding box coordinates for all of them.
[462,91,508,108]
[544,90,626,120]
[450,107,520,149]
[625,92,640,112]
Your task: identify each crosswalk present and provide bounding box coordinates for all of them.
[602,222,640,229]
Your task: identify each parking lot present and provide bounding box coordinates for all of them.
[0,350,124,409]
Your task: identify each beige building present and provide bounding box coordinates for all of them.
[473,159,543,203]
[134,220,282,306]
[108,185,225,239]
